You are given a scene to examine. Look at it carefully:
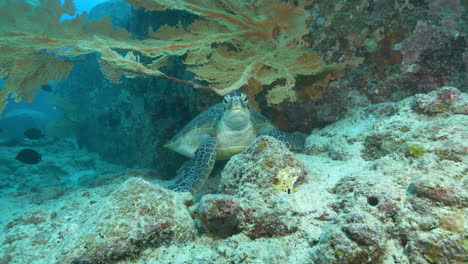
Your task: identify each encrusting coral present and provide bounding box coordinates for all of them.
[0,0,348,116]
[207,136,307,239]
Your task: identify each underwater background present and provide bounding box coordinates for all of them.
[0,0,466,263]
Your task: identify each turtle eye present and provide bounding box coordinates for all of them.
[240,94,249,106]
[242,95,248,104]
[223,95,230,108]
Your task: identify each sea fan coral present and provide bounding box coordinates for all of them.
[0,0,347,116]
[124,0,346,105]
[0,0,132,115]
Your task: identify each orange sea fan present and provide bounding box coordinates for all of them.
[135,0,346,104]
[0,0,348,116]
[0,0,127,115]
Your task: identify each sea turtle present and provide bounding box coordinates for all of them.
[164,92,304,192]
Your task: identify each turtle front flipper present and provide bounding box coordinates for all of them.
[259,129,305,151]
[170,136,218,192]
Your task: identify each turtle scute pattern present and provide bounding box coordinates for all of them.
[170,135,218,192]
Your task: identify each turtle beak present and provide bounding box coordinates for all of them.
[228,98,246,111]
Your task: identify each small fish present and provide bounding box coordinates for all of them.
[16,148,42,164]
[24,128,44,140]
[0,127,3,134]
[40,84,53,92]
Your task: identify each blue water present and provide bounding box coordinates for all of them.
[72,0,109,13]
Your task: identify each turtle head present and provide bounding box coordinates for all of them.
[222,92,250,130]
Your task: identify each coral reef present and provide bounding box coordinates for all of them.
[219,136,307,198]
[0,87,466,263]
[197,194,242,238]
[304,87,467,264]
[2,177,196,264]
[412,86,467,115]
[199,136,307,239]
[0,0,466,262]
[3,0,464,177]
[263,0,465,132]
[61,178,196,263]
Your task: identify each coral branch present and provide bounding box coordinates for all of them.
[0,0,348,116]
